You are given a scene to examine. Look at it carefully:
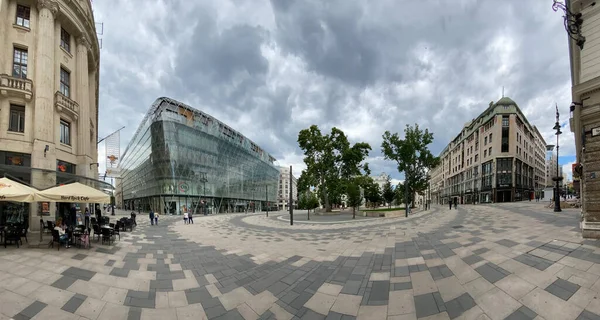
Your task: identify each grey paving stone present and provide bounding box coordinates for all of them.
[301,309,326,320]
[105,259,116,267]
[149,279,173,290]
[429,265,454,280]
[496,239,519,247]
[392,282,412,291]
[414,293,442,318]
[546,283,577,301]
[51,275,78,290]
[290,291,313,310]
[128,307,142,320]
[215,308,244,320]
[325,311,343,320]
[514,254,554,271]
[554,278,581,294]
[444,293,476,319]
[505,305,537,320]
[110,267,130,278]
[62,266,96,281]
[475,263,510,284]
[472,248,490,255]
[341,280,361,295]
[463,255,484,265]
[62,294,87,313]
[16,301,47,319]
[71,253,88,260]
[578,310,600,320]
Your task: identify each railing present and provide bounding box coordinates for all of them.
[54,91,80,117]
[0,74,33,99]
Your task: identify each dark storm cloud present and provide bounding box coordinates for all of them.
[92,0,574,179]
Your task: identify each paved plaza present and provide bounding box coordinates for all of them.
[1,203,600,320]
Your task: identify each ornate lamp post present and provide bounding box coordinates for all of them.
[553,104,563,213]
[552,0,586,50]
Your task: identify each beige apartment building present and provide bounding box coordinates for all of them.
[563,0,600,237]
[0,0,104,229]
[430,97,547,205]
[277,166,297,211]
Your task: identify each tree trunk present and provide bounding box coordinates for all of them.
[324,191,332,212]
[352,206,356,219]
[308,208,310,220]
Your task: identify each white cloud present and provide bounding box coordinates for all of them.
[91,0,576,183]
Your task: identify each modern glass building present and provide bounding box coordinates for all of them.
[118,97,280,215]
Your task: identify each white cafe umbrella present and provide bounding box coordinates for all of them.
[0,177,38,203]
[34,182,111,203]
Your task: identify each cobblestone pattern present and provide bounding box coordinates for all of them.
[1,203,600,320]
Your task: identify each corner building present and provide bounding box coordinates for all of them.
[118,97,280,215]
[565,0,600,238]
[431,97,547,204]
[0,0,104,229]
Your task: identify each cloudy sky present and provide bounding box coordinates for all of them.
[92,0,576,183]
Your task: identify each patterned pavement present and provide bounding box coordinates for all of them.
[1,203,600,320]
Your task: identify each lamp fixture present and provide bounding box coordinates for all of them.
[552,0,587,50]
[44,145,49,157]
[90,162,99,170]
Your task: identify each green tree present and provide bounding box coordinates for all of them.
[382,176,395,208]
[298,125,371,212]
[363,178,382,208]
[298,192,307,210]
[382,124,439,208]
[346,179,363,219]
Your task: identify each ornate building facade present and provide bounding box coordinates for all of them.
[0,0,103,229]
[564,0,600,237]
[430,97,547,205]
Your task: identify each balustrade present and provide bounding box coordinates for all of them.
[0,74,33,100]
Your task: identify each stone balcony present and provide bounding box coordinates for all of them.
[0,74,33,101]
[54,91,79,120]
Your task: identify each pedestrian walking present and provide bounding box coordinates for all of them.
[149,210,155,226]
[449,199,452,210]
[155,213,159,225]
[188,211,193,224]
[183,211,188,224]
[453,197,458,209]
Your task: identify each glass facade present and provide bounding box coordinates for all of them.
[118,97,280,215]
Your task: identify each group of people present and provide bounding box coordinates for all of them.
[183,211,194,224]
[149,210,159,225]
[448,197,458,210]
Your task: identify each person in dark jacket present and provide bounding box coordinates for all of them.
[149,210,155,225]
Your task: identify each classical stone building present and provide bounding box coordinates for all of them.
[430,97,547,205]
[563,0,600,237]
[277,166,297,211]
[0,0,103,229]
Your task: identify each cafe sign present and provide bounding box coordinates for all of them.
[592,127,600,137]
[60,195,90,201]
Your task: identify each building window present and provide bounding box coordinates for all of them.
[60,68,70,97]
[9,105,25,133]
[12,47,28,79]
[502,116,509,127]
[15,5,30,28]
[484,150,487,157]
[489,147,492,156]
[484,136,487,145]
[60,28,71,52]
[56,160,76,174]
[475,154,478,162]
[489,133,492,143]
[60,119,71,145]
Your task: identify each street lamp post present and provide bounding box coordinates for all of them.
[553,104,563,213]
[199,173,207,215]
